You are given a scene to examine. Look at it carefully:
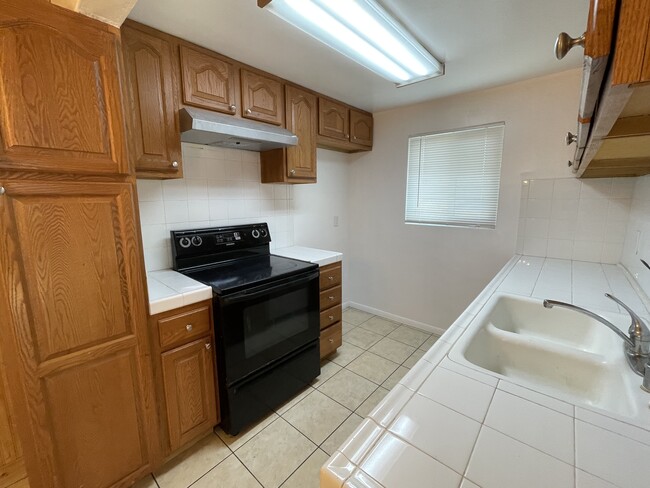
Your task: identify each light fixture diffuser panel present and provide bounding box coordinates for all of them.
[260,0,444,86]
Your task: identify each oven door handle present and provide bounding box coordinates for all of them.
[220,270,320,305]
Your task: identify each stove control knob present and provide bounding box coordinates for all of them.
[191,235,203,246]
[260,228,268,237]
[179,237,191,248]
[251,229,260,238]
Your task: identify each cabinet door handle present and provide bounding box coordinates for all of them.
[205,342,212,350]
[290,169,296,175]
[171,161,179,169]
[554,32,585,60]
[186,324,193,331]
[566,132,577,146]
[328,276,334,281]
[328,338,334,343]
[329,315,334,321]
[328,296,335,301]
[245,108,252,114]
[229,105,236,112]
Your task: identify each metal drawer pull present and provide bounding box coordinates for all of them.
[205,343,212,350]
[186,324,193,331]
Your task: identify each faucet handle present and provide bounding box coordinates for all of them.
[605,293,650,349]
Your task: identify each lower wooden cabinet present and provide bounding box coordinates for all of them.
[319,262,343,359]
[150,301,219,458]
[0,347,26,488]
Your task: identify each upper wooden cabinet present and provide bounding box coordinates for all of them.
[317,97,373,152]
[319,98,349,141]
[0,179,157,488]
[261,86,317,183]
[0,1,129,176]
[350,110,374,147]
[180,45,239,116]
[122,22,183,179]
[564,0,650,177]
[240,69,284,126]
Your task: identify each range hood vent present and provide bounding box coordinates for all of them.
[179,107,299,151]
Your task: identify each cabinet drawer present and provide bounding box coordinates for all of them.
[158,304,211,351]
[320,322,342,359]
[319,263,342,290]
[320,305,342,330]
[319,285,342,311]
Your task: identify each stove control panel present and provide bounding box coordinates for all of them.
[171,223,272,269]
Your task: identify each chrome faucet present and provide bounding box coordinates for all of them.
[543,294,650,392]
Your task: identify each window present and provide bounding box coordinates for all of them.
[405,123,505,229]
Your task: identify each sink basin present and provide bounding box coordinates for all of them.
[449,293,647,420]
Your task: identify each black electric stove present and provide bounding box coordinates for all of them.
[171,223,320,435]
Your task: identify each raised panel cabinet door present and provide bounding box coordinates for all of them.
[180,45,239,115]
[161,338,217,452]
[318,98,349,141]
[0,180,157,488]
[122,24,182,178]
[286,86,317,180]
[350,110,373,147]
[241,69,284,126]
[0,1,129,175]
[0,346,26,488]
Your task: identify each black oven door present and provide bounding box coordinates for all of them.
[215,269,320,385]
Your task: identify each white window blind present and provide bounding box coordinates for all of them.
[405,123,505,229]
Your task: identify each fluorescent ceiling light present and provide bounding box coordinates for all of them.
[258,0,444,86]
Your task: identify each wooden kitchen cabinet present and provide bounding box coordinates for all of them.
[0,347,26,488]
[0,1,130,176]
[240,69,284,126]
[317,97,374,152]
[261,85,318,183]
[180,44,240,116]
[563,0,650,177]
[150,301,219,458]
[319,262,343,359]
[122,22,183,179]
[0,179,158,488]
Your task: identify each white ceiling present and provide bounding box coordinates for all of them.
[128,0,589,112]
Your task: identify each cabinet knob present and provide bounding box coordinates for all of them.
[345,133,349,138]
[186,323,193,331]
[566,132,577,146]
[229,105,236,112]
[328,338,334,343]
[245,108,252,114]
[290,169,296,175]
[328,276,334,281]
[329,315,334,321]
[329,296,335,301]
[567,160,573,167]
[205,342,212,350]
[171,161,179,169]
[0,186,5,196]
[554,32,585,60]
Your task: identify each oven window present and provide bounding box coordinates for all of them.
[243,285,311,359]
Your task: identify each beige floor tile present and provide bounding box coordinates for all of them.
[311,360,342,388]
[192,455,262,488]
[387,325,431,348]
[283,390,351,444]
[419,334,441,351]
[275,386,315,416]
[215,411,279,451]
[133,475,158,488]
[342,308,374,325]
[355,387,389,418]
[342,321,357,335]
[346,351,400,385]
[318,369,378,410]
[358,316,399,336]
[328,342,364,367]
[236,417,316,488]
[320,413,364,455]
[154,434,230,488]
[403,349,426,369]
[369,337,416,364]
[280,449,329,488]
[343,327,383,350]
[382,366,409,390]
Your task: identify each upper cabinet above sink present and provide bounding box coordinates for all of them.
[559,0,650,178]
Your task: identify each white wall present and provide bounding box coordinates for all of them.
[346,69,583,329]
[621,175,650,299]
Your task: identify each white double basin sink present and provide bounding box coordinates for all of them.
[449,293,650,423]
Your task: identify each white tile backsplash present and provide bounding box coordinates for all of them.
[621,174,650,301]
[517,177,635,264]
[137,143,295,271]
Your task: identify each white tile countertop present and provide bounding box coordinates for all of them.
[146,269,213,315]
[321,256,650,488]
[273,246,343,267]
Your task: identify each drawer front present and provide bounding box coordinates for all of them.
[320,305,342,330]
[319,285,342,311]
[158,304,212,351]
[320,322,342,359]
[319,263,342,290]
